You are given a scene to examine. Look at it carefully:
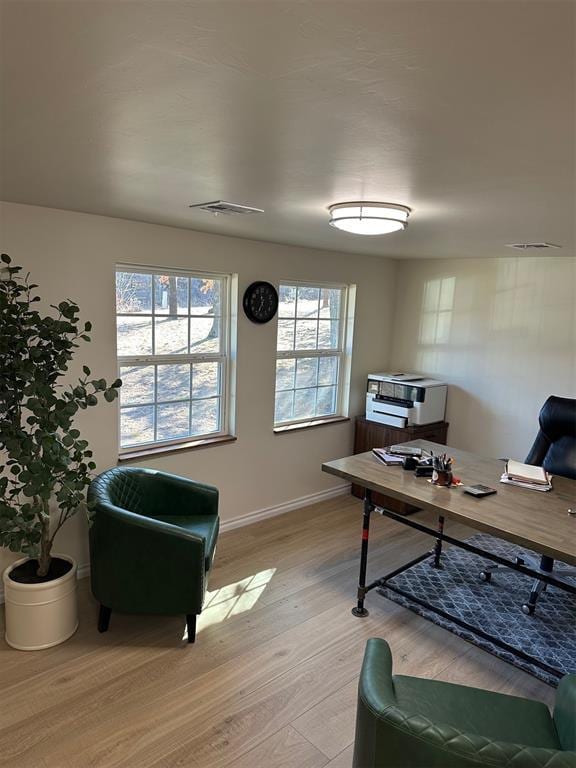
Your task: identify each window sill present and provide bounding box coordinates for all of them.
[118,434,237,462]
[273,416,350,434]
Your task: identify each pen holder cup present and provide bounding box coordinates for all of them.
[432,470,453,487]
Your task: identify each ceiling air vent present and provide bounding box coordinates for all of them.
[505,242,561,250]
[189,200,264,216]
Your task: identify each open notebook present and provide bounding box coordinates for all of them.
[501,459,552,492]
[506,460,549,485]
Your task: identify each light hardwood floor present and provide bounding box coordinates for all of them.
[0,495,554,768]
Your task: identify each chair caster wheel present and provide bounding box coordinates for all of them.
[521,603,535,616]
[479,571,492,583]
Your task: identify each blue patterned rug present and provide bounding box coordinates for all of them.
[377,534,576,686]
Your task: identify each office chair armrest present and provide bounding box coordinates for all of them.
[554,675,576,752]
[525,430,551,467]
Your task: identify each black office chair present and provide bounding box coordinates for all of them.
[480,395,576,615]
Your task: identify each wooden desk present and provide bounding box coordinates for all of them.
[322,440,576,680]
[325,440,576,566]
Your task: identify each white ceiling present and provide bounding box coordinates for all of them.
[0,1,574,258]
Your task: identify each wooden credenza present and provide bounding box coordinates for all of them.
[352,416,449,514]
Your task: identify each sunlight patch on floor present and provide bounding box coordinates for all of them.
[182,568,277,640]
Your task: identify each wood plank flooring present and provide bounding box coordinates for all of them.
[0,495,554,768]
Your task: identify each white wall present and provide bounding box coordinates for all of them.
[2,204,575,583]
[0,202,397,576]
[390,257,576,460]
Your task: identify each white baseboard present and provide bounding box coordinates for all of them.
[219,483,351,533]
[77,563,90,581]
[0,484,350,604]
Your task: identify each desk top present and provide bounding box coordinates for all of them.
[322,440,576,566]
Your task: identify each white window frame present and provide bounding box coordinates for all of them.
[116,264,234,453]
[274,280,355,428]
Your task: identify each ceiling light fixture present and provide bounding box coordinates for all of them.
[328,201,411,236]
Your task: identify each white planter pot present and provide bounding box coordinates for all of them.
[2,554,78,651]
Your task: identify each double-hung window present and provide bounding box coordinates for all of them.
[115,266,232,451]
[274,282,352,427]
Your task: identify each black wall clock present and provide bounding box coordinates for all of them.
[242,281,279,324]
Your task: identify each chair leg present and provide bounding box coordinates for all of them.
[479,556,525,583]
[522,555,553,616]
[522,579,547,615]
[98,604,111,633]
[186,614,197,644]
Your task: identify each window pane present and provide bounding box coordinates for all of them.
[275,390,294,423]
[278,285,296,318]
[192,362,220,398]
[191,278,221,316]
[319,288,341,319]
[157,364,190,402]
[119,365,155,405]
[154,275,188,315]
[318,356,338,386]
[117,316,152,356]
[120,406,154,447]
[318,320,339,349]
[154,317,188,355]
[275,359,295,391]
[191,398,220,434]
[294,320,318,350]
[297,286,320,318]
[274,283,347,426]
[190,317,220,353]
[116,272,152,314]
[294,388,316,419]
[295,357,318,389]
[316,386,337,416]
[156,402,190,441]
[277,320,295,351]
[116,268,230,450]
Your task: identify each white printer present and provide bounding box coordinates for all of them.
[366,372,447,428]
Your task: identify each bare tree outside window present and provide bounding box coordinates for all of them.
[274,283,348,426]
[115,268,230,449]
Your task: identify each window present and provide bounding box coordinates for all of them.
[274,283,352,427]
[115,266,233,451]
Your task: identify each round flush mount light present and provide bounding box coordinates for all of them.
[328,201,411,236]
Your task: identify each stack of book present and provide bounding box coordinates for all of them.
[372,448,404,465]
[500,459,552,492]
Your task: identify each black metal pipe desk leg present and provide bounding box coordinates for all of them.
[432,515,445,569]
[352,489,373,617]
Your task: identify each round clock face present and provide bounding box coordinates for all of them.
[243,281,279,324]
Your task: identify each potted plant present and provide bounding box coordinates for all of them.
[0,254,121,650]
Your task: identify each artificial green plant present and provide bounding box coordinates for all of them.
[0,254,121,577]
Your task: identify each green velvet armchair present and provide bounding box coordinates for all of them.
[354,638,576,768]
[88,467,219,643]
